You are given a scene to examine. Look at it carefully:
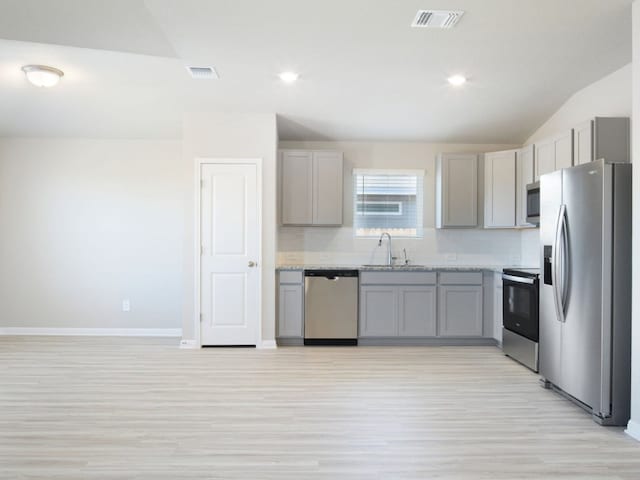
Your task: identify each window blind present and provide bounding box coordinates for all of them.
[353,169,424,237]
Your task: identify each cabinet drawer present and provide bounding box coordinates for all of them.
[438,271,482,285]
[279,270,303,284]
[360,271,437,285]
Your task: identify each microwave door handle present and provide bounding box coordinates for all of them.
[552,205,566,323]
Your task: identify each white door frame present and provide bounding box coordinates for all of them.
[194,157,263,348]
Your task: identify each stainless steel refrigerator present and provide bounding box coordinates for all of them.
[539,159,631,426]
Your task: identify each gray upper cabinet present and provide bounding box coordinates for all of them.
[280,150,343,226]
[573,117,630,166]
[533,118,629,180]
[555,131,573,170]
[534,138,555,180]
[281,150,313,225]
[534,131,573,180]
[483,150,516,229]
[516,145,535,227]
[312,151,343,225]
[436,153,478,228]
[573,120,593,166]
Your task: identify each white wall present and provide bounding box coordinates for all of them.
[278,140,527,267]
[525,63,632,144]
[181,113,278,344]
[520,63,633,266]
[627,0,640,443]
[0,138,183,332]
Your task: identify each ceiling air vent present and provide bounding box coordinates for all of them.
[185,66,219,79]
[411,10,464,29]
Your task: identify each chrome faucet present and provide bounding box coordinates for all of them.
[378,232,396,266]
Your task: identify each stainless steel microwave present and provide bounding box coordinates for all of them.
[526,182,540,225]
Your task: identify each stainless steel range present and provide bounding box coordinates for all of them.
[502,267,540,372]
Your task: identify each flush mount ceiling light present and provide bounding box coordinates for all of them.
[447,74,467,87]
[279,71,299,84]
[21,65,64,87]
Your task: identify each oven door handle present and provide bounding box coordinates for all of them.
[502,274,535,285]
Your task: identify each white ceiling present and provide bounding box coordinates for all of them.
[0,0,632,143]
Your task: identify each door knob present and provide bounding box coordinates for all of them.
[248,261,257,267]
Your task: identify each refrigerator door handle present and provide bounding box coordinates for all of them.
[552,204,566,323]
[559,205,570,321]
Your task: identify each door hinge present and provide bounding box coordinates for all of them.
[200,179,205,188]
[200,314,203,323]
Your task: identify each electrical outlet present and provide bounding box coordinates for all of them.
[446,253,457,262]
[180,339,196,349]
[122,299,131,312]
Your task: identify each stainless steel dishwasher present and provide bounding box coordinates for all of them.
[304,270,359,345]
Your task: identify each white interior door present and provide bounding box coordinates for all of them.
[200,162,260,346]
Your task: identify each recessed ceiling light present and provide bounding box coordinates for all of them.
[21,65,64,87]
[448,74,467,87]
[279,71,299,84]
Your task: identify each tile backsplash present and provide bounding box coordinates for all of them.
[278,227,530,267]
[520,228,540,267]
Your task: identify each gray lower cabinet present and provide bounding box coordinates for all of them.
[278,270,488,343]
[398,286,437,336]
[278,284,303,337]
[277,271,304,341]
[359,286,398,336]
[438,285,483,336]
[360,285,437,337]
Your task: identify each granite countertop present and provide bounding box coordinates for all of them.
[276,264,524,273]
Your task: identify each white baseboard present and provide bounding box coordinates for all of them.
[626,419,640,442]
[258,339,277,349]
[0,327,182,337]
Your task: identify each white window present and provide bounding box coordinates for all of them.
[353,169,424,237]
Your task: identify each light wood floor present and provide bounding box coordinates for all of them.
[1,337,639,479]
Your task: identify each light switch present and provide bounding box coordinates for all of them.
[122,299,131,312]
